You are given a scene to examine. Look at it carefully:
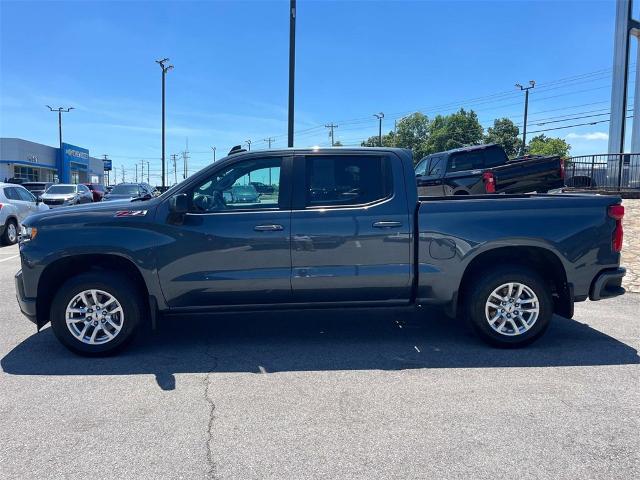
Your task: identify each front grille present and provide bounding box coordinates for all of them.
[44,199,64,205]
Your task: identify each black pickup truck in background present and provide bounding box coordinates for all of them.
[415,144,565,196]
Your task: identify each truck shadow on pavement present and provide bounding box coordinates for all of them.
[2,307,639,391]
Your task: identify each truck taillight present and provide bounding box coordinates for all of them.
[483,172,496,193]
[559,159,565,180]
[608,204,624,252]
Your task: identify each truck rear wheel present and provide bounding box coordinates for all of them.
[50,272,142,356]
[465,267,552,347]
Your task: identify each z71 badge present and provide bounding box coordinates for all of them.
[114,210,148,217]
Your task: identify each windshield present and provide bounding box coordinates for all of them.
[46,185,76,194]
[111,185,140,195]
[23,183,47,191]
[233,186,256,194]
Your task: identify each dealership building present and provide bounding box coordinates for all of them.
[0,138,107,185]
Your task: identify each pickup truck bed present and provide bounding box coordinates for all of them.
[15,147,625,355]
[416,144,565,196]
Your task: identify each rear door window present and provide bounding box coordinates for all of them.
[305,155,393,207]
[16,188,35,202]
[428,156,445,176]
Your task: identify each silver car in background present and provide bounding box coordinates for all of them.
[40,184,93,208]
[0,182,49,245]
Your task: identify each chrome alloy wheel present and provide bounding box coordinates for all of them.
[7,222,17,243]
[65,289,124,345]
[485,282,540,336]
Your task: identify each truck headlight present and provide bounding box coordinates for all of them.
[20,225,38,241]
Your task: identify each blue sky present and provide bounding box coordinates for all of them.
[0,0,628,183]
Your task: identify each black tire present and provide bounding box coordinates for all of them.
[50,271,143,356]
[465,266,553,348]
[1,218,18,245]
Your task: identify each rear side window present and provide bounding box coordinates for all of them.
[448,152,483,172]
[483,147,508,168]
[305,155,393,207]
[4,187,20,200]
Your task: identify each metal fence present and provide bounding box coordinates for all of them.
[564,153,640,190]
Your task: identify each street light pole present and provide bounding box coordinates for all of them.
[287,0,296,148]
[245,139,252,151]
[516,80,535,155]
[156,58,174,189]
[374,112,384,147]
[211,146,216,162]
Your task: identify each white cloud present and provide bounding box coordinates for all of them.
[565,132,609,141]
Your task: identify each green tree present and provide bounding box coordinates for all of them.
[484,118,522,158]
[333,140,343,147]
[385,112,431,161]
[424,108,484,155]
[361,132,396,147]
[527,134,571,157]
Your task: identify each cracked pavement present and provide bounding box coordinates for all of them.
[1,244,639,479]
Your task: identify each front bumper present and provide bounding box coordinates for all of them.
[589,267,626,301]
[15,270,37,324]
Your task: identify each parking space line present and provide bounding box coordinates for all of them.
[0,254,19,263]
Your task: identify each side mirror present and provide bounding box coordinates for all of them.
[169,193,188,214]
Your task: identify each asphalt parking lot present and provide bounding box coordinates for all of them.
[0,243,638,480]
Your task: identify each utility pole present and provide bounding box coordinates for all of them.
[146,161,150,183]
[374,112,384,146]
[516,80,535,155]
[325,123,338,146]
[245,139,252,151]
[183,138,190,179]
[264,137,275,148]
[170,154,178,185]
[135,163,138,183]
[211,146,216,162]
[288,0,296,147]
[155,58,174,189]
[113,166,117,186]
[121,165,125,183]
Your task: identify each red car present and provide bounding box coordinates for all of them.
[82,183,105,202]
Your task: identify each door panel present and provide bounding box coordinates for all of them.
[290,153,412,303]
[156,156,293,308]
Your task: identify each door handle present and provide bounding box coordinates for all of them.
[254,224,284,231]
[372,221,402,228]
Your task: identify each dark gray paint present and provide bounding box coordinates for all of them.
[15,147,624,330]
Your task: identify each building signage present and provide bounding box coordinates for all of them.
[103,159,112,171]
[58,143,89,183]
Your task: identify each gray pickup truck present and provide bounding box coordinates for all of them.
[15,147,626,355]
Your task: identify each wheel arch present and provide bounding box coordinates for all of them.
[36,253,152,329]
[456,245,572,319]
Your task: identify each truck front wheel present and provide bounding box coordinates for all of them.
[50,272,142,356]
[465,267,553,347]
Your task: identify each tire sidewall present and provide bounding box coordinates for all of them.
[467,267,553,347]
[3,219,18,245]
[50,272,142,355]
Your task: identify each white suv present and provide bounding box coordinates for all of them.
[0,182,49,245]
